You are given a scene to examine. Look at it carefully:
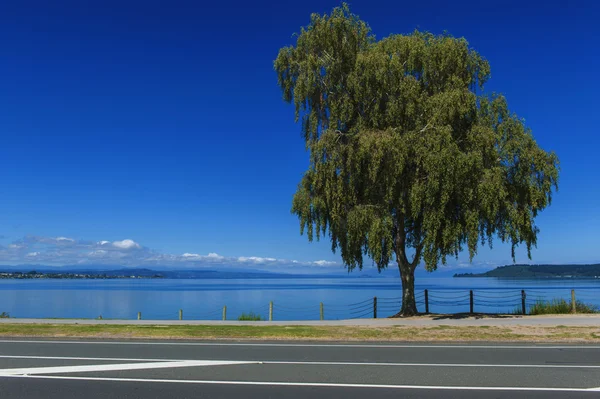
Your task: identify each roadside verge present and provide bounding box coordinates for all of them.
[1,315,599,342]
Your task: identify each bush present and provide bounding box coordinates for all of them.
[237,312,264,321]
[0,312,10,318]
[528,299,598,315]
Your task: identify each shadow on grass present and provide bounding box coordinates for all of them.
[387,312,521,319]
[429,313,521,320]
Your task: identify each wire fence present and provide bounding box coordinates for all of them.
[104,288,599,321]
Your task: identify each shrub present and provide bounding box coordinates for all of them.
[0,312,10,318]
[528,299,598,315]
[237,312,264,321]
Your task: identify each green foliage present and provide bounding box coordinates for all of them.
[0,312,10,318]
[275,3,559,274]
[237,312,264,321]
[528,299,598,315]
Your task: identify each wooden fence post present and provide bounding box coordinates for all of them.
[222,306,227,321]
[320,302,324,320]
[469,290,474,314]
[521,290,526,315]
[269,301,273,321]
[571,290,576,314]
[137,312,141,320]
[179,309,183,320]
[373,297,377,319]
[424,290,429,314]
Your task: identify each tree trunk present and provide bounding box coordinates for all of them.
[393,213,420,317]
[397,259,418,316]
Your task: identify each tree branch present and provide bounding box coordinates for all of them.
[410,244,423,270]
[419,123,434,133]
[395,213,409,266]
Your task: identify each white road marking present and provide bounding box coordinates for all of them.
[267,361,600,369]
[0,374,598,392]
[0,339,599,349]
[0,355,599,369]
[0,360,253,376]
[0,355,175,362]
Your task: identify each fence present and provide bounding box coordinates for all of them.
[125,288,599,321]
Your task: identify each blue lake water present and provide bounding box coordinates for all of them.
[1,277,599,320]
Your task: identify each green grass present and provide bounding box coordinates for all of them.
[529,299,598,315]
[0,323,598,342]
[237,312,264,321]
[513,299,599,315]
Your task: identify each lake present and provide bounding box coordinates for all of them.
[1,277,599,320]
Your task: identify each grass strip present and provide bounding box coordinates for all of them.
[1,323,600,342]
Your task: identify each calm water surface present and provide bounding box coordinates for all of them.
[1,277,599,320]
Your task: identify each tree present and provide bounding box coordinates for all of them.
[274,4,559,316]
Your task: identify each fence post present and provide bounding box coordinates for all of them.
[222,306,227,321]
[137,312,141,320]
[521,290,526,315]
[571,290,576,314]
[320,302,324,320]
[424,290,429,314]
[469,290,474,314]
[269,301,273,321]
[179,309,183,320]
[373,297,377,319]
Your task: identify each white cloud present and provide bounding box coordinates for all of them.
[182,253,200,258]
[0,234,343,271]
[180,252,225,262]
[312,260,338,266]
[112,239,141,250]
[238,256,277,263]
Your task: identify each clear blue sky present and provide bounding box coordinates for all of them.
[1,0,598,271]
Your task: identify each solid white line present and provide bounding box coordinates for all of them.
[0,374,597,392]
[0,360,253,376]
[0,339,598,349]
[0,355,598,369]
[267,361,600,369]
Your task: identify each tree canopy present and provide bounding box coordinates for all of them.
[275,4,559,314]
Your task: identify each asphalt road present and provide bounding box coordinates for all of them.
[0,339,599,398]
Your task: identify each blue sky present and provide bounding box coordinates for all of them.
[0,0,598,272]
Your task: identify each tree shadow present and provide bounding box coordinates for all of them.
[429,313,521,320]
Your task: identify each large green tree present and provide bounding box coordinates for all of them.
[275,4,559,316]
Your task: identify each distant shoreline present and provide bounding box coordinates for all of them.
[0,269,378,280]
[454,264,600,279]
[455,275,600,279]
[0,271,163,280]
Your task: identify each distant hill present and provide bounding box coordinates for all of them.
[454,264,600,278]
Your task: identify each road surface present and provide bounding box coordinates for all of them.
[0,339,599,398]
